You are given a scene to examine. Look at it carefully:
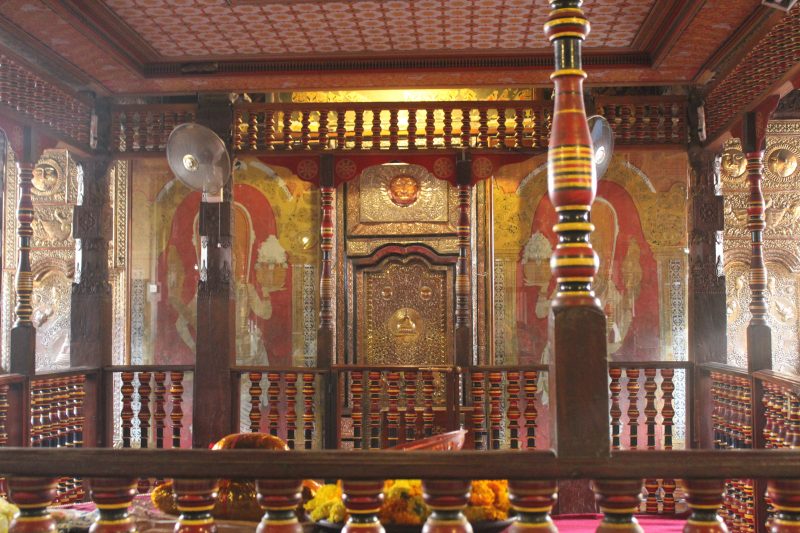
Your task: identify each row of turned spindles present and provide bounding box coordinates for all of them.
[245,371,319,450]
[762,381,800,449]
[29,376,86,450]
[7,476,800,533]
[119,371,185,450]
[471,370,540,450]
[233,106,549,151]
[609,368,677,515]
[711,372,753,450]
[597,102,686,145]
[111,110,196,153]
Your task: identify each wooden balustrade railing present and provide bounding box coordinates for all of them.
[2,449,800,533]
[107,97,688,156]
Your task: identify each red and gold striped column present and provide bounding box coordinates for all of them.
[508,480,558,533]
[342,480,385,533]
[87,478,138,533]
[255,480,303,533]
[745,148,768,326]
[173,479,219,533]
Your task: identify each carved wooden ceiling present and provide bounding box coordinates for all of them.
[0,0,785,95]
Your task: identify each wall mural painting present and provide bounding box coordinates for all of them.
[493,151,688,365]
[133,158,319,367]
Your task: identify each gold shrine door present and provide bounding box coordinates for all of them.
[337,163,475,367]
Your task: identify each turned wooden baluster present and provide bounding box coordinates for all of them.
[787,392,800,448]
[46,381,59,448]
[342,481,384,533]
[0,384,7,448]
[684,480,728,533]
[408,108,418,149]
[351,371,364,449]
[422,370,435,438]
[170,371,184,449]
[644,368,658,513]
[471,371,486,450]
[369,371,382,449]
[300,110,311,149]
[768,480,800,533]
[56,379,69,448]
[593,479,644,533]
[8,477,58,533]
[264,110,275,150]
[443,108,453,148]
[496,106,507,148]
[255,480,303,533]
[121,372,135,449]
[460,108,471,147]
[389,109,399,149]
[29,382,41,447]
[778,388,789,447]
[488,372,503,450]
[386,371,400,447]
[478,108,489,148]
[371,109,382,149]
[282,110,293,149]
[173,479,219,533]
[621,105,632,143]
[73,375,85,452]
[88,478,137,533]
[248,111,259,151]
[249,372,263,433]
[302,373,316,450]
[354,109,365,150]
[514,107,525,148]
[403,371,417,443]
[285,373,298,449]
[425,108,435,148]
[336,109,346,150]
[523,370,538,449]
[422,480,472,533]
[711,373,722,449]
[764,384,777,448]
[507,371,521,450]
[626,368,640,450]
[139,372,152,449]
[741,378,753,449]
[154,372,166,450]
[508,480,558,533]
[661,369,676,514]
[267,373,280,437]
[610,368,622,450]
[318,109,329,149]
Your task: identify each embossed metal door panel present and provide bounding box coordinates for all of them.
[356,254,453,366]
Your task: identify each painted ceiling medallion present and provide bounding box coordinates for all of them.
[388,175,421,207]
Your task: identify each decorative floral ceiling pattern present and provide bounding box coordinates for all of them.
[102,0,655,58]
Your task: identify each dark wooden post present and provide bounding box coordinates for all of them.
[687,137,726,449]
[193,95,236,448]
[318,154,339,449]
[455,154,472,368]
[545,1,610,514]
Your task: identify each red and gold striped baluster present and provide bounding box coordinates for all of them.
[514,107,526,148]
[609,367,622,450]
[255,480,303,533]
[264,109,275,150]
[302,373,316,450]
[741,378,753,449]
[88,478,138,533]
[660,369,676,514]
[173,479,219,533]
[422,480,472,533]
[593,479,644,533]
[422,370,435,438]
[626,368,640,450]
[386,371,401,447]
[443,107,453,148]
[335,109,347,150]
[683,480,727,533]
[154,372,166,451]
[342,481,384,533]
[621,104,632,144]
[460,107,471,147]
[644,368,658,513]
[120,372,135,449]
[285,372,298,449]
[249,372,263,433]
[354,109,365,150]
[351,371,364,449]
[389,108,399,149]
[733,377,745,448]
[318,108,329,149]
[523,371,538,449]
[36,382,50,448]
[247,110,258,151]
[169,371,184,449]
[768,480,800,533]
[507,371,521,450]
[471,371,487,450]
[282,110,293,149]
[778,387,789,447]
[764,384,777,448]
[711,373,723,449]
[720,375,733,448]
[488,371,503,450]
[368,371,382,449]
[478,108,489,148]
[8,477,58,533]
[0,384,7,449]
[743,480,755,532]
[300,110,311,149]
[47,381,60,449]
[407,107,418,149]
[371,109,382,149]
[29,382,41,447]
[745,143,768,328]
[65,377,79,451]
[403,371,417,443]
[508,480,558,533]
[138,371,152,493]
[56,378,69,448]
[425,108,435,149]
[496,106,507,148]
[267,373,280,438]
[787,391,800,449]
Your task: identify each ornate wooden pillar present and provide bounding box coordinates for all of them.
[455,154,472,368]
[193,95,236,448]
[741,112,772,375]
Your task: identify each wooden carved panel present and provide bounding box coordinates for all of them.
[356,254,453,366]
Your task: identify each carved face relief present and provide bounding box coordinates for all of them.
[388,175,421,207]
[720,148,746,182]
[767,148,798,179]
[31,163,60,195]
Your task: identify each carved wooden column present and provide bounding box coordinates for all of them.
[193,95,236,448]
[318,155,339,449]
[688,141,726,449]
[455,155,472,367]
